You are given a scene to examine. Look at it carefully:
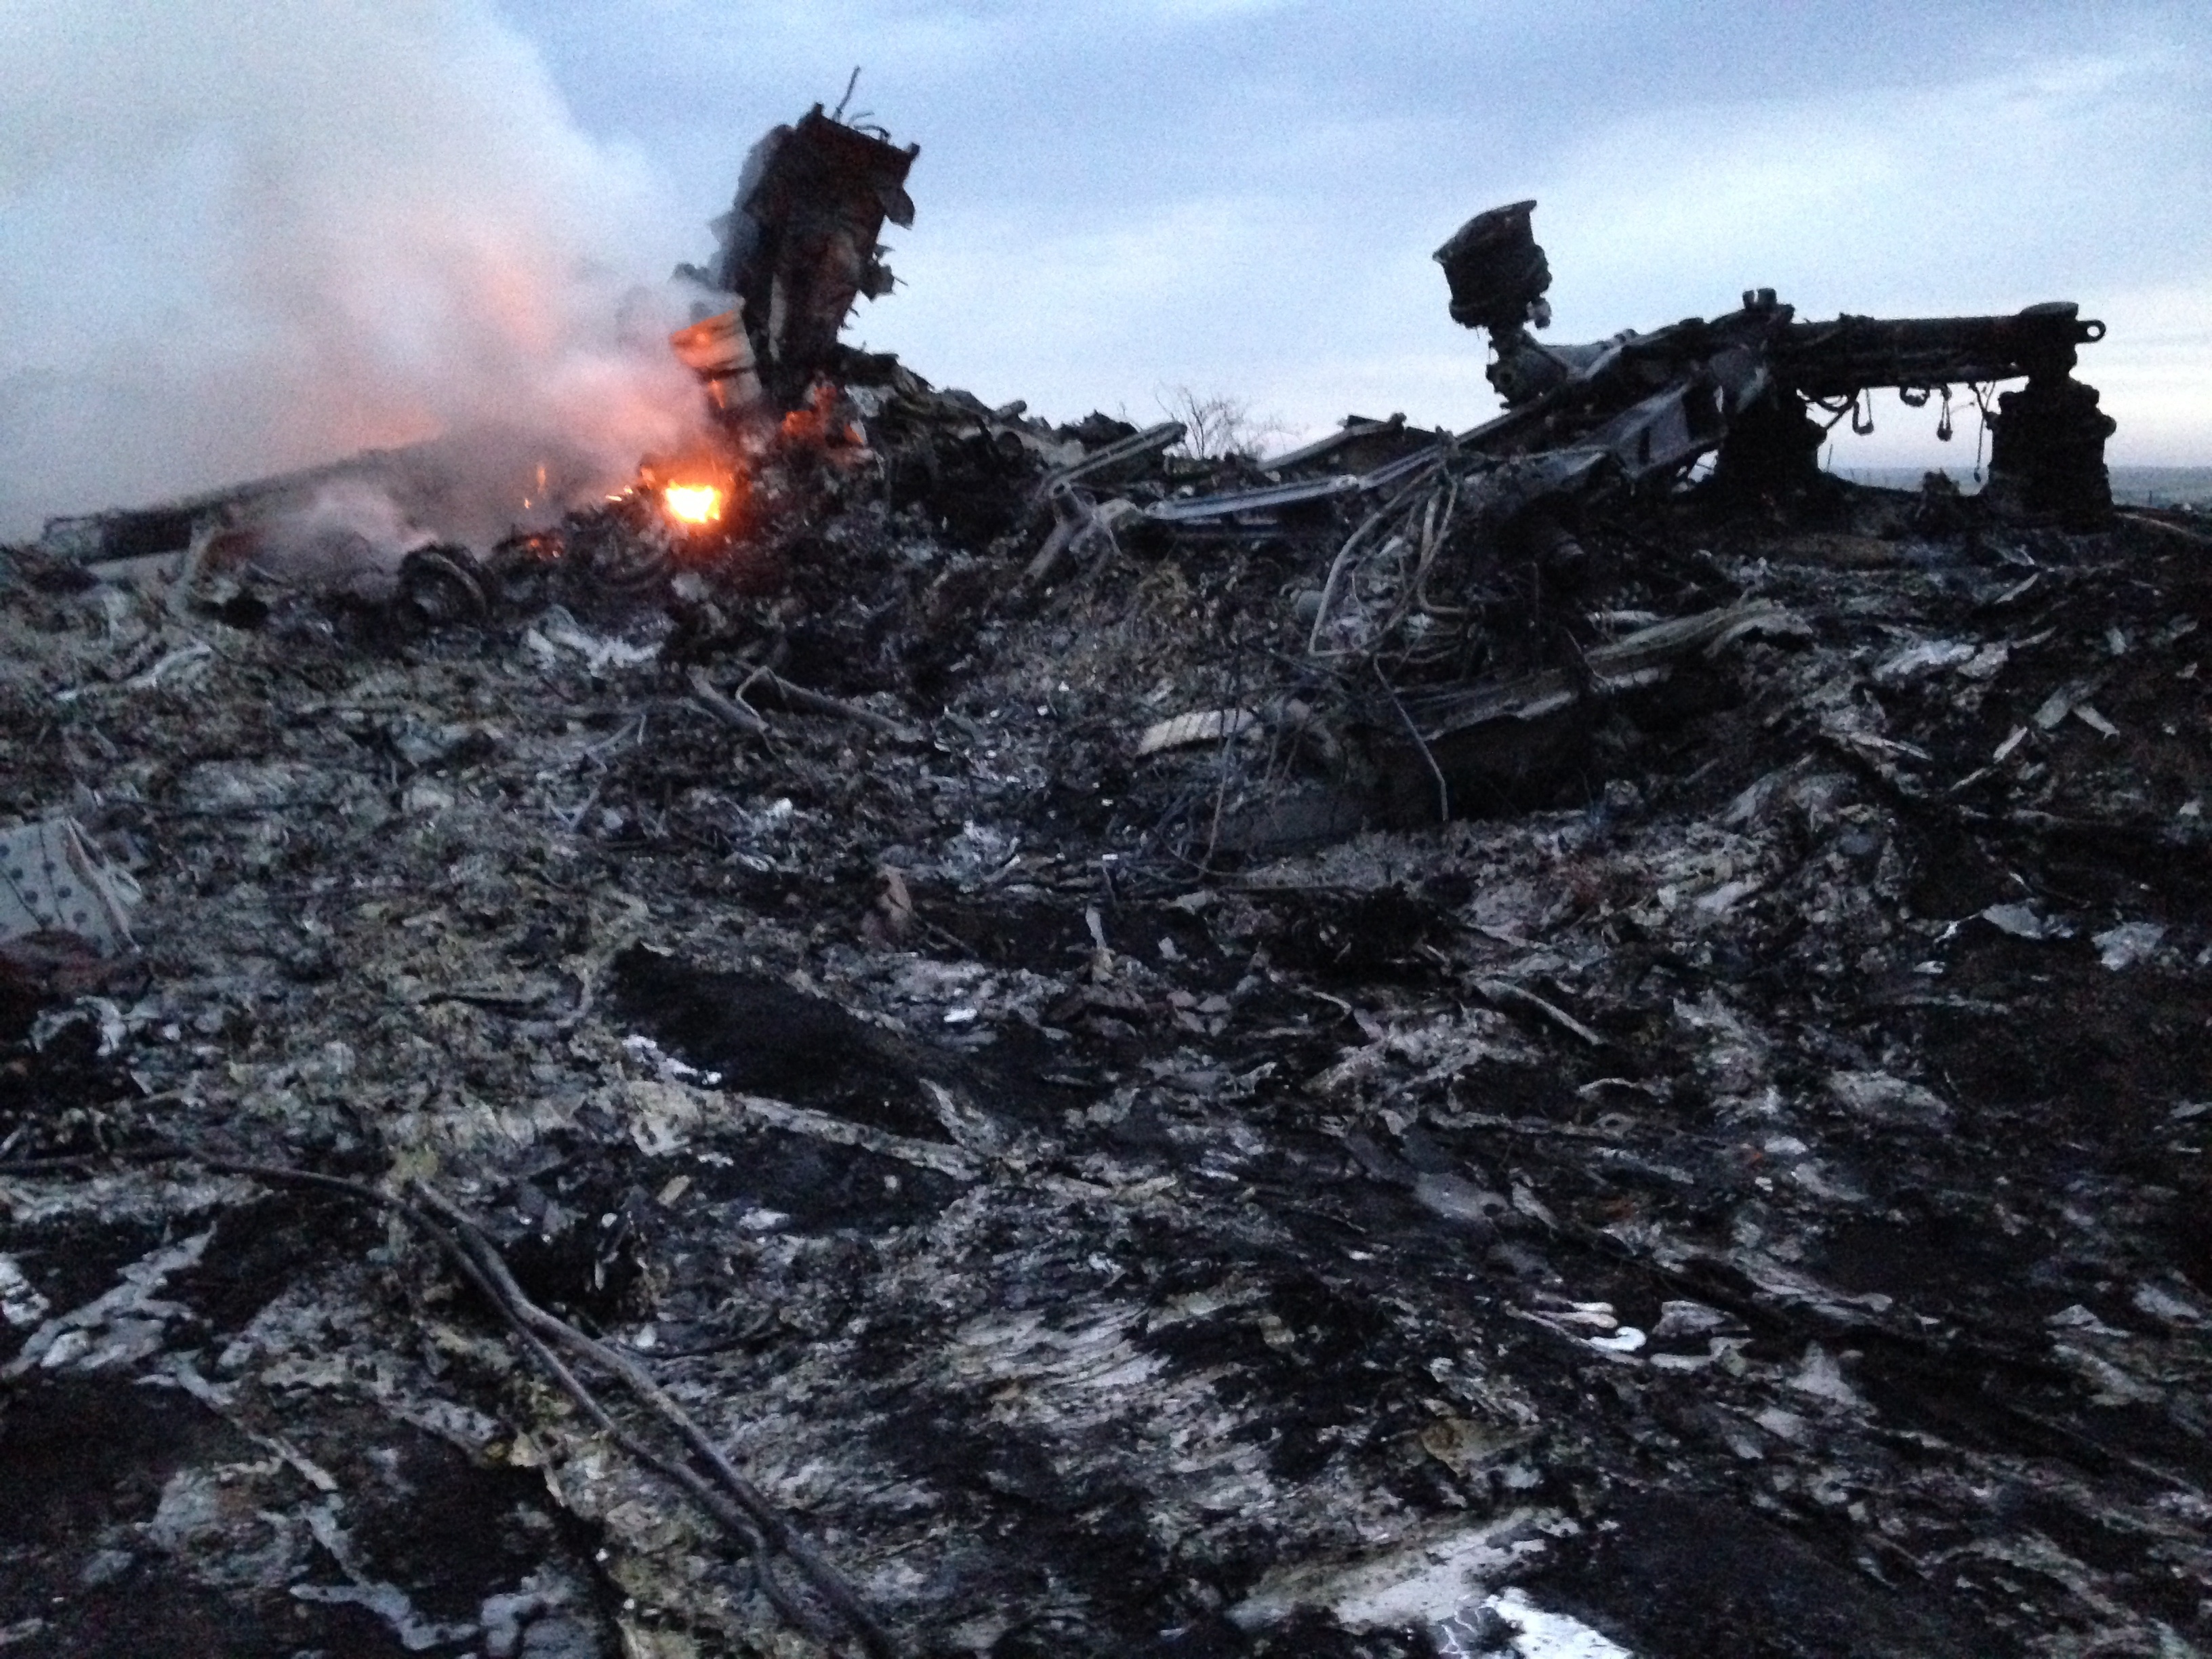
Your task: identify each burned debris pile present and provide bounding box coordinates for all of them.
[4,111,2211,1659]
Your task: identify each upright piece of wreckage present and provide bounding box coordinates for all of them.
[672,102,919,415]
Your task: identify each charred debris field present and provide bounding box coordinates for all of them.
[5,110,2212,1659]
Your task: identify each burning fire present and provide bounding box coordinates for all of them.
[635,446,747,550]
[662,482,725,528]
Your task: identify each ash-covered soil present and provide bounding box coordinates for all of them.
[2,441,2209,1657]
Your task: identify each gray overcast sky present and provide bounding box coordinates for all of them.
[3,0,2207,537]
[514,0,2212,464]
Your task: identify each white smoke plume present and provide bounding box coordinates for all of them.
[0,0,712,544]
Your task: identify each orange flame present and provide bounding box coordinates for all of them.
[663,483,725,528]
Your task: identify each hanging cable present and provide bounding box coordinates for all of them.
[1813,392,1859,433]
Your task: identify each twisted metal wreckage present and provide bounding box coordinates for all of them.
[1122,198,2118,848]
[34,129,2122,861]
[11,100,2207,1659]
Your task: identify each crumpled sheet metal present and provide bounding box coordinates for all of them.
[0,816,140,956]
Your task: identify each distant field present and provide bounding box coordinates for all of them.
[1830,465,2212,508]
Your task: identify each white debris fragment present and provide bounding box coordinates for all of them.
[2132,1282,2205,1325]
[0,1255,51,1328]
[1788,1343,1864,1408]
[3,1230,211,1378]
[1225,1511,1544,1632]
[1755,1406,1809,1442]
[1473,1586,1636,1658]
[2052,1343,2163,1406]
[292,1580,476,1651]
[2072,702,2121,738]
[0,816,141,954]
[29,995,127,1057]
[2092,920,2165,970]
[1978,901,2057,939]
[2032,683,2083,729]
[2048,1303,2125,1336]
[1872,637,1975,684]
[1692,876,1762,916]
[1136,708,1258,756]
[1552,1301,1619,1330]
[523,610,654,676]
[1826,1069,1950,1128]
[1959,641,2011,680]
[619,1032,722,1088]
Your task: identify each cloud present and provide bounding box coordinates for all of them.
[1519,47,2210,464]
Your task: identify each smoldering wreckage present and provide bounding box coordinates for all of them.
[2,102,2209,1659]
